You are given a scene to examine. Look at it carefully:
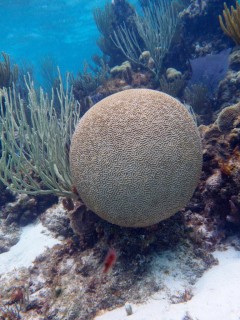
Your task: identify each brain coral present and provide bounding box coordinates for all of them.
[216,102,240,133]
[70,89,202,228]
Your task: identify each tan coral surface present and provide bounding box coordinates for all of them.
[70,89,202,227]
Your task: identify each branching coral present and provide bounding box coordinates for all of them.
[93,2,114,39]
[219,1,240,45]
[93,0,136,65]
[72,60,109,98]
[71,59,109,114]
[0,71,80,198]
[112,0,179,79]
[0,52,18,88]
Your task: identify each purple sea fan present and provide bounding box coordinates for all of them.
[189,49,231,94]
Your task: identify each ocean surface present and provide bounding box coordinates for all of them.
[0,0,138,82]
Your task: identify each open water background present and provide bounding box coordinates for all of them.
[0,0,138,82]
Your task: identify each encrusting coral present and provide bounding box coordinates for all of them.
[70,89,202,228]
[217,47,240,109]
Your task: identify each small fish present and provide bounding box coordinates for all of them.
[103,248,117,273]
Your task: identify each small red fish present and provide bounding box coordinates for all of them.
[103,248,117,273]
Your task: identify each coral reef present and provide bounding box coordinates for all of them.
[72,59,109,114]
[0,182,15,209]
[93,0,137,67]
[41,201,74,239]
[1,1,240,319]
[160,69,186,98]
[110,60,132,84]
[0,193,57,253]
[165,68,183,81]
[217,47,240,109]
[112,0,180,79]
[183,84,212,123]
[0,203,217,320]
[184,120,240,246]
[1,94,240,319]
[181,0,233,56]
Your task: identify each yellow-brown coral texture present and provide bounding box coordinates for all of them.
[70,89,202,228]
[219,1,240,45]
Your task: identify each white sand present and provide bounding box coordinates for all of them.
[0,222,60,274]
[95,247,240,320]
[1,221,239,320]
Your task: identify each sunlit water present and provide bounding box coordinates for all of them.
[0,0,138,80]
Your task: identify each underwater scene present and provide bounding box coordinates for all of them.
[0,0,240,319]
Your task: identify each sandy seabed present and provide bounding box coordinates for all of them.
[0,220,239,320]
[95,246,240,320]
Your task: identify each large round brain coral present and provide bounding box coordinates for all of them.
[70,89,202,228]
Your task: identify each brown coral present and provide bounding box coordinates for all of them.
[70,89,202,228]
[219,1,240,45]
[216,102,240,133]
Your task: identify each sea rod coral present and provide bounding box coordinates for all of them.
[0,72,80,198]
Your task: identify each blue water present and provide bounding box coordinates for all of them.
[0,0,138,81]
